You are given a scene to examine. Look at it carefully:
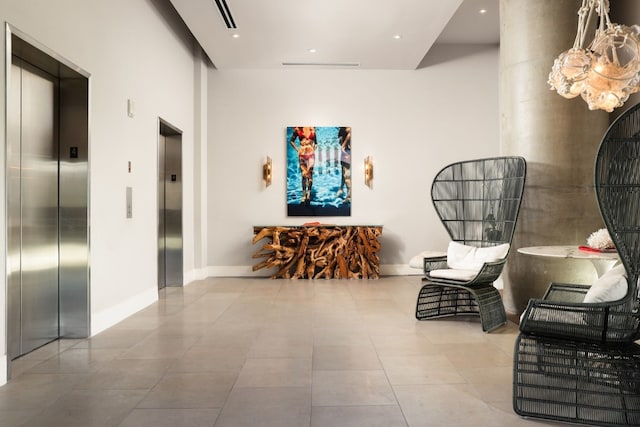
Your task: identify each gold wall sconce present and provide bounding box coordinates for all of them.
[263,156,272,187]
[364,156,373,188]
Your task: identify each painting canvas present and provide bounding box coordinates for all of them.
[287,126,351,216]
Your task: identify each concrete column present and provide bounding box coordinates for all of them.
[610,0,640,120]
[499,0,609,314]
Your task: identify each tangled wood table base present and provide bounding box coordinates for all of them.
[252,225,382,279]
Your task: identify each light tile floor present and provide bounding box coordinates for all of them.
[0,276,566,427]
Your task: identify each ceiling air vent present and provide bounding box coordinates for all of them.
[214,0,236,29]
[282,62,360,67]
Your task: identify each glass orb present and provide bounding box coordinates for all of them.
[590,25,640,81]
[579,25,640,111]
[581,88,622,112]
[549,48,592,99]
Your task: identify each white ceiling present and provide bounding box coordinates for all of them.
[168,0,499,70]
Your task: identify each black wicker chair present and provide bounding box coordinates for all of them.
[415,157,527,332]
[513,102,640,426]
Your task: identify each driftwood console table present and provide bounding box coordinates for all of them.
[252,225,383,279]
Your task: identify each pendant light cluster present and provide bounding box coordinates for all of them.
[548,0,640,112]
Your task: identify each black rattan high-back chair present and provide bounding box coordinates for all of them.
[513,102,640,426]
[415,156,527,332]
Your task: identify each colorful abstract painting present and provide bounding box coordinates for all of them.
[287,126,351,217]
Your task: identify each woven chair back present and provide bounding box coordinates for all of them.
[431,157,526,248]
[596,102,640,303]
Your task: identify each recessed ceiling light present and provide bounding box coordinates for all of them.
[308,48,317,53]
[393,34,402,40]
[231,33,240,38]
[479,9,487,14]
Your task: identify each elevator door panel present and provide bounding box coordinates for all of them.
[8,59,60,358]
[158,135,166,289]
[7,61,23,359]
[164,134,183,286]
[21,62,59,354]
[158,127,183,289]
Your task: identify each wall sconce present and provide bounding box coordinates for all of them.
[263,156,272,187]
[364,156,373,188]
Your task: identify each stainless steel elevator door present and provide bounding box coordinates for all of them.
[158,134,166,289]
[158,128,183,288]
[8,57,60,359]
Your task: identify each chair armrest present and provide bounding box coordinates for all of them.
[467,259,506,285]
[519,282,638,344]
[423,256,447,274]
[542,282,590,302]
[424,258,506,286]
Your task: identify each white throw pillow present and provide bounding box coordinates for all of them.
[583,264,628,303]
[409,250,447,269]
[446,241,510,271]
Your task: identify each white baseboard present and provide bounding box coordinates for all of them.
[203,264,418,278]
[183,267,209,285]
[380,264,423,276]
[193,264,500,287]
[207,265,271,278]
[90,287,158,336]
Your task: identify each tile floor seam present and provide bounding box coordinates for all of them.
[376,340,413,427]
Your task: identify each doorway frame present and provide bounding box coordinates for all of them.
[5,23,91,377]
[157,118,183,289]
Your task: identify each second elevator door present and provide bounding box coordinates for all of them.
[158,128,183,289]
[8,57,60,359]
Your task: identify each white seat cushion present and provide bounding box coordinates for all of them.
[409,250,447,269]
[446,241,510,271]
[583,264,628,303]
[429,268,479,281]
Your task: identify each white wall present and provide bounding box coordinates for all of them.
[207,47,500,276]
[0,0,204,383]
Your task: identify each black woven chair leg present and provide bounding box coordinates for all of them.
[470,285,507,332]
[416,282,476,319]
[513,334,640,427]
[416,281,506,332]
